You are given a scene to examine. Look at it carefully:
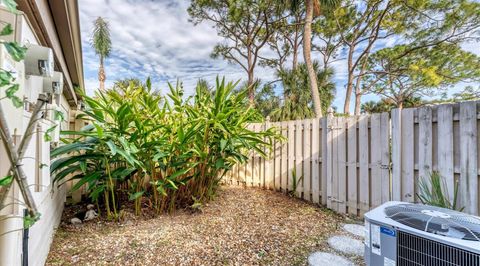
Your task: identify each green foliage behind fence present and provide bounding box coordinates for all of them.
[51,78,280,219]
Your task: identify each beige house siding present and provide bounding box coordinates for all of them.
[0,1,83,265]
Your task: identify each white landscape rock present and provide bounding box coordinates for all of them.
[343,223,365,238]
[84,209,98,221]
[308,252,354,266]
[70,217,82,225]
[328,236,364,256]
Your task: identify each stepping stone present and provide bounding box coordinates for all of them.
[328,236,364,256]
[308,252,354,266]
[343,224,365,238]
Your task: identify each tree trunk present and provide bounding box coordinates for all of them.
[343,48,354,114]
[247,69,255,104]
[292,19,300,70]
[99,57,106,92]
[304,0,322,117]
[247,45,255,104]
[353,69,364,115]
[344,77,353,114]
[354,91,362,115]
[353,46,372,115]
[292,46,298,70]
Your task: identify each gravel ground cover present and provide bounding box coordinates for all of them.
[47,186,350,265]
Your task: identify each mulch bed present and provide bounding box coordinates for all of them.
[46,186,352,265]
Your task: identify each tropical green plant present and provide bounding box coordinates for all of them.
[92,17,112,91]
[51,77,279,219]
[289,169,303,197]
[272,62,335,121]
[417,171,464,211]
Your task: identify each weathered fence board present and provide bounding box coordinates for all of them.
[321,118,328,205]
[265,120,273,189]
[295,120,303,197]
[326,117,333,209]
[303,119,312,201]
[228,101,480,217]
[437,105,454,202]
[331,118,339,211]
[418,107,433,183]
[358,116,370,215]
[401,108,415,202]
[347,116,357,214]
[311,118,320,203]
[287,121,295,191]
[459,102,478,215]
[274,132,281,191]
[391,109,402,201]
[380,113,390,203]
[281,121,288,192]
[336,118,347,213]
[254,124,261,187]
[371,114,382,208]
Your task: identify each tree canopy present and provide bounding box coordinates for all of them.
[187,0,480,116]
[362,43,480,108]
[188,0,283,102]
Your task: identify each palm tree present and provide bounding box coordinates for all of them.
[273,62,335,121]
[304,0,322,117]
[92,17,112,92]
[284,0,338,118]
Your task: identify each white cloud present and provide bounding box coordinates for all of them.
[79,0,277,97]
[79,0,480,112]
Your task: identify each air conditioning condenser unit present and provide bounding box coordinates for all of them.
[364,201,480,266]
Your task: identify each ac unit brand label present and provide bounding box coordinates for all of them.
[380,227,396,237]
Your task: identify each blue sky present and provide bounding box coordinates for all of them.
[79,0,479,111]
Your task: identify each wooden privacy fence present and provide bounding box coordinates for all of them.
[391,101,479,215]
[224,101,480,217]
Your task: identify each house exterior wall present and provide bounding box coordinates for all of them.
[0,3,82,265]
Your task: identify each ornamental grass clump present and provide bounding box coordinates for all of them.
[51,78,278,219]
[417,171,464,211]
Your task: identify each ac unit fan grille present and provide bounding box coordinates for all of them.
[385,204,480,241]
[397,231,480,266]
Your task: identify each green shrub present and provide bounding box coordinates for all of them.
[51,77,279,218]
[416,171,464,211]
